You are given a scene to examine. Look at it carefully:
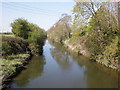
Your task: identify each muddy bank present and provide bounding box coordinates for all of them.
[1,54,32,90]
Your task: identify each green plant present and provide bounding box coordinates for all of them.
[2,36,29,56]
[11,18,31,39]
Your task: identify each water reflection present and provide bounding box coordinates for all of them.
[12,56,46,87]
[49,41,72,70]
[75,55,118,88]
[49,40,118,88]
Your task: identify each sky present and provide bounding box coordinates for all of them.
[0,0,75,32]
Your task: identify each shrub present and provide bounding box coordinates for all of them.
[28,43,43,55]
[2,36,29,56]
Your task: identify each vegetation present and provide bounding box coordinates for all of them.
[85,5,118,58]
[1,36,29,56]
[1,18,47,57]
[1,18,47,90]
[48,2,119,70]
[47,14,71,43]
[1,3,119,88]
[11,19,31,39]
[0,54,30,76]
[1,18,47,89]
[70,2,119,69]
[28,23,46,55]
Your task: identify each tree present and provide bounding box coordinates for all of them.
[28,23,46,55]
[28,23,46,45]
[11,18,47,55]
[11,18,31,39]
[48,14,72,43]
[85,3,119,60]
[72,1,102,31]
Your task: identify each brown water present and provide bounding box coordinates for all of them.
[10,40,118,88]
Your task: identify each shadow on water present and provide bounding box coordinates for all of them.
[10,40,118,88]
[10,56,46,88]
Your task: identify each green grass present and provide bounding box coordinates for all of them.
[0,34,14,37]
[0,59,23,66]
[0,54,29,76]
[5,54,30,60]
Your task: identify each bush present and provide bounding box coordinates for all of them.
[28,43,43,55]
[2,36,29,56]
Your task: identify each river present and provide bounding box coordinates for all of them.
[10,40,118,88]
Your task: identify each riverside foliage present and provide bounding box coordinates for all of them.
[47,2,119,70]
[70,2,119,69]
[2,18,46,56]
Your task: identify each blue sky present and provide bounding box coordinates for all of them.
[0,1,75,32]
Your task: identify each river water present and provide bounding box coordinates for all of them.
[10,40,118,88]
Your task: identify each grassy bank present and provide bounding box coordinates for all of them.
[0,54,31,89]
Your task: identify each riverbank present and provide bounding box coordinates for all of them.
[0,53,32,90]
[64,36,91,57]
[63,37,119,71]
